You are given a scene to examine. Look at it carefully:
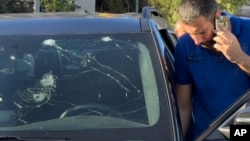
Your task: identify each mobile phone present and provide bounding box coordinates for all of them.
[215,16,228,30]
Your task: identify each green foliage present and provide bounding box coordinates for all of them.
[216,0,250,13]
[146,0,181,27]
[97,0,129,13]
[147,0,250,27]
[41,0,75,12]
[105,0,127,13]
[0,0,33,13]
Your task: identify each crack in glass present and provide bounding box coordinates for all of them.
[7,37,146,126]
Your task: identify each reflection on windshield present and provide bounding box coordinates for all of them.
[0,34,158,129]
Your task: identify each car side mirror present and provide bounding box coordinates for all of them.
[218,101,250,139]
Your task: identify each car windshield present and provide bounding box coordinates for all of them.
[0,33,161,130]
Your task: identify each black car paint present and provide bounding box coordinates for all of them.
[0,10,183,141]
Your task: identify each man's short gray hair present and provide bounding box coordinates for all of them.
[178,0,218,24]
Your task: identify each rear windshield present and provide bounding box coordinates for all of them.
[0,33,161,130]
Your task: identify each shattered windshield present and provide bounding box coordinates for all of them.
[0,33,159,130]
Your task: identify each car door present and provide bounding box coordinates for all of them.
[196,89,250,141]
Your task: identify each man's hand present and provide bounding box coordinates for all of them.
[213,24,245,63]
[213,24,250,75]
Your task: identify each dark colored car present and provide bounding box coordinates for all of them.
[0,6,249,141]
[0,7,180,141]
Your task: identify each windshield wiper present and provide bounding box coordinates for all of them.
[0,136,71,141]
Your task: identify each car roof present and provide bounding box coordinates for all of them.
[0,12,153,35]
[0,6,172,35]
[0,12,145,35]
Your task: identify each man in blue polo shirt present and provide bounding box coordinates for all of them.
[174,0,250,140]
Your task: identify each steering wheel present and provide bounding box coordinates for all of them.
[59,103,119,118]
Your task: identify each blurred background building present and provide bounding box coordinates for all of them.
[237,1,250,16]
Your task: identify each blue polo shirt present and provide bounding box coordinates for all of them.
[174,14,250,138]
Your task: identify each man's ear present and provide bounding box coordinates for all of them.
[215,10,221,17]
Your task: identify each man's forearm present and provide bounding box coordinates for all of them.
[179,107,192,137]
[176,84,193,138]
[237,54,250,75]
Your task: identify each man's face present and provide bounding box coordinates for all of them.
[183,16,215,48]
